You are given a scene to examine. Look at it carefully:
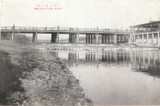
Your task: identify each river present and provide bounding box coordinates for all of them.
[52,49,160,105]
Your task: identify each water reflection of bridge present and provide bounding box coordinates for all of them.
[55,50,160,77]
[57,50,131,66]
[131,50,160,77]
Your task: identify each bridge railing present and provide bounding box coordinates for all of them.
[1,26,130,33]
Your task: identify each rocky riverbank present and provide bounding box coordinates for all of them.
[0,40,92,106]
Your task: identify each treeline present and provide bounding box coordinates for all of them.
[1,33,31,41]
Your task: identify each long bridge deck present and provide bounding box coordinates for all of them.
[1,26,130,34]
[1,26,130,43]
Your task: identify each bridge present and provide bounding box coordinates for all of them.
[1,26,130,44]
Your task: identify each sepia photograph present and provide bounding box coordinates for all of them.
[0,0,160,105]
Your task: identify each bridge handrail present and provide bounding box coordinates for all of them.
[1,26,130,33]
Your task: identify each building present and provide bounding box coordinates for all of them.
[129,21,160,47]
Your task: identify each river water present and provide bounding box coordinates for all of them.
[53,49,160,105]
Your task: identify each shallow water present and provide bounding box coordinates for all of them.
[53,49,160,105]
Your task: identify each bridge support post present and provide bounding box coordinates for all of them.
[91,35,93,44]
[102,35,104,44]
[118,35,120,43]
[72,34,75,43]
[71,34,73,43]
[122,35,124,42]
[120,35,122,43]
[88,34,90,43]
[114,34,117,44]
[111,35,113,43]
[69,34,71,43]
[74,35,76,43]
[89,35,92,43]
[51,33,59,43]
[93,34,95,44]
[32,32,37,42]
[105,35,107,44]
[101,35,103,44]
[108,35,110,44]
[158,32,160,46]
[88,35,90,43]
[56,32,59,43]
[86,34,88,43]
[11,32,15,40]
[105,35,107,43]
[69,34,73,43]
[76,33,79,44]
[106,35,109,44]
[96,34,99,44]
[69,33,78,43]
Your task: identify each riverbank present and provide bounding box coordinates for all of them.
[0,40,92,106]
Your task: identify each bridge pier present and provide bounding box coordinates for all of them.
[117,35,120,43]
[88,35,90,43]
[91,35,93,43]
[105,35,107,43]
[51,33,57,43]
[158,32,160,46]
[101,34,116,44]
[111,35,114,43]
[108,35,110,44]
[114,34,117,43]
[102,35,104,44]
[11,32,15,40]
[86,35,88,43]
[56,32,59,43]
[120,35,122,42]
[86,34,99,44]
[51,33,59,43]
[69,33,79,43]
[88,34,91,43]
[32,32,37,42]
[103,35,107,44]
[93,34,96,43]
[69,34,73,43]
[96,34,99,44]
[76,33,79,43]
[69,34,72,43]
[86,34,91,44]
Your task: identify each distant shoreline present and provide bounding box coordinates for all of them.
[35,43,160,51]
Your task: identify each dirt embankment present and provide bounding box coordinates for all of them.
[0,40,92,106]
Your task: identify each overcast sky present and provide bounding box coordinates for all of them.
[1,0,160,29]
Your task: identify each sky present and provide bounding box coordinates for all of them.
[1,0,160,29]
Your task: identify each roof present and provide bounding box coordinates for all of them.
[130,21,160,28]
